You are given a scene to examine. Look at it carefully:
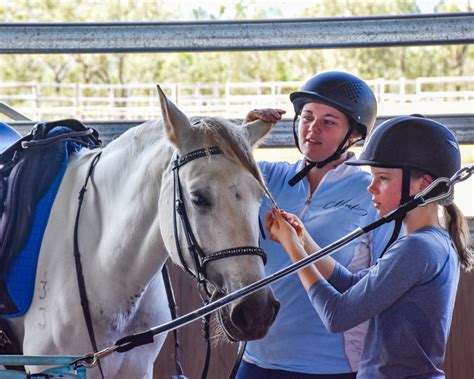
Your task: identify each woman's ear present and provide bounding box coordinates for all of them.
[348,129,363,146]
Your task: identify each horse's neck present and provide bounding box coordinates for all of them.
[78,121,173,293]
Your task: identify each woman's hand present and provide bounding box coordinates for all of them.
[244,108,286,124]
[266,208,302,249]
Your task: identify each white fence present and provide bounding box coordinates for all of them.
[1,76,473,121]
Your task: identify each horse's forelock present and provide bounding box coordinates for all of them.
[197,117,267,191]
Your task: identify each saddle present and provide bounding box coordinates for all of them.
[0,119,101,316]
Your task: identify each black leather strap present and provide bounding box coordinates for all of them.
[162,263,186,377]
[288,125,359,186]
[73,152,105,379]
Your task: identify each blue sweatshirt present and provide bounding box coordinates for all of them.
[309,226,460,378]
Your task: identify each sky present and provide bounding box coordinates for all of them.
[160,0,469,19]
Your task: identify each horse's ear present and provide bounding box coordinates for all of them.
[243,119,273,148]
[157,85,192,146]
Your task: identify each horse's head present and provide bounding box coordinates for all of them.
[157,86,279,341]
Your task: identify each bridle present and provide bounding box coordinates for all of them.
[172,146,267,297]
[73,145,268,379]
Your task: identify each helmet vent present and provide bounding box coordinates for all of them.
[338,81,363,103]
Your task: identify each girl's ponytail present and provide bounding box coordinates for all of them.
[442,203,473,272]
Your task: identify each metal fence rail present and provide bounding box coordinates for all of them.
[1,77,473,121]
[9,114,474,146]
[0,13,473,54]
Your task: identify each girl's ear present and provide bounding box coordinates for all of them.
[419,175,433,191]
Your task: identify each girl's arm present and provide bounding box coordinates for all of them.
[267,208,426,332]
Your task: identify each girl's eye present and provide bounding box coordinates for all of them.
[191,193,210,207]
[301,115,313,123]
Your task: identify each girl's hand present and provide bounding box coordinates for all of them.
[274,210,317,254]
[244,108,286,124]
[265,208,301,248]
[279,210,304,236]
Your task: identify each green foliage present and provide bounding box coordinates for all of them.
[0,0,472,87]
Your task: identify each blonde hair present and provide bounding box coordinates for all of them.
[192,116,270,198]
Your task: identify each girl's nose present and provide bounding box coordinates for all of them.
[367,179,377,194]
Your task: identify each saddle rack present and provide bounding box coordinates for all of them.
[0,355,87,378]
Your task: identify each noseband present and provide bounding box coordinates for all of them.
[172,146,267,296]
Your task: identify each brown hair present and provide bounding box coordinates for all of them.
[442,203,472,272]
[411,169,473,272]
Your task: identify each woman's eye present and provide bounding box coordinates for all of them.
[323,119,335,126]
[191,194,210,207]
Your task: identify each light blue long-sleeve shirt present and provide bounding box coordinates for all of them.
[308,226,460,378]
[243,158,394,374]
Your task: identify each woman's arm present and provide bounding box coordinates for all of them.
[266,209,336,290]
[244,108,286,124]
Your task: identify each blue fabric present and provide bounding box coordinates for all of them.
[236,360,357,379]
[3,127,80,318]
[243,158,394,374]
[0,121,21,152]
[308,227,459,378]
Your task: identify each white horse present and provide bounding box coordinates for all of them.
[6,87,279,378]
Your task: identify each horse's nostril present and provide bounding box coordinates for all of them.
[231,303,252,331]
[272,299,281,320]
[231,296,280,333]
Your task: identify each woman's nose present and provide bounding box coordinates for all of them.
[307,119,320,133]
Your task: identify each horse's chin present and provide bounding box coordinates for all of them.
[216,306,243,342]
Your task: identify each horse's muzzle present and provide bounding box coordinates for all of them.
[218,288,280,341]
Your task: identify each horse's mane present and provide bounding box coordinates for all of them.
[193,116,268,195]
[101,117,270,198]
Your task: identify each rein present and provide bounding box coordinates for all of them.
[73,151,105,379]
[72,145,269,378]
[70,164,474,370]
[171,146,268,378]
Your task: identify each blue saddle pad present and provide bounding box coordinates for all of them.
[3,158,67,318]
[0,122,21,152]
[0,121,99,318]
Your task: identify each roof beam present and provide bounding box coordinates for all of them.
[1,13,473,54]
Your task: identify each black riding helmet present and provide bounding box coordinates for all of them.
[288,71,377,186]
[347,115,461,256]
[347,115,461,178]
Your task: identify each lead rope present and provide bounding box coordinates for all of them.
[201,302,212,379]
[72,165,474,373]
[198,289,221,379]
[73,152,105,379]
[228,341,246,379]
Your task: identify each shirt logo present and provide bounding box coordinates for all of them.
[323,199,368,216]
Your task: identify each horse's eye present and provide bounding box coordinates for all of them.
[191,193,210,207]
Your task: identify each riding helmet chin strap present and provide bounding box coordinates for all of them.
[288,124,358,186]
[380,167,412,258]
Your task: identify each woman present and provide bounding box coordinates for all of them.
[266,115,473,378]
[237,72,394,378]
